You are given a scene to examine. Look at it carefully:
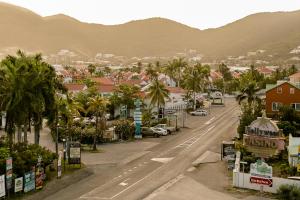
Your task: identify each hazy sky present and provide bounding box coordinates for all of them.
[2,0,300,29]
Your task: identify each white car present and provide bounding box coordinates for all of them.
[150,127,168,136]
[190,109,208,116]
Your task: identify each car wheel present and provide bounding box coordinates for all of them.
[154,134,159,138]
[167,130,171,135]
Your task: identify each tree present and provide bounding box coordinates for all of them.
[145,63,158,81]
[87,64,96,76]
[288,64,298,76]
[182,63,210,109]
[114,84,140,116]
[164,58,187,87]
[218,63,232,81]
[146,79,170,114]
[0,50,63,146]
[87,95,108,150]
[236,80,260,106]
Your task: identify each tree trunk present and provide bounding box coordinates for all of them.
[23,123,28,143]
[193,92,196,110]
[17,125,22,143]
[34,124,40,145]
[93,116,98,151]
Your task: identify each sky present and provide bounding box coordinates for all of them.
[2,0,300,29]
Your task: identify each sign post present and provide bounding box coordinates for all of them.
[68,142,81,165]
[134,99,142,139]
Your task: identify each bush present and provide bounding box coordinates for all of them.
[277,184,300,200]
[11,143,56,177]
[114,120,134,140]
[278,121,297,136]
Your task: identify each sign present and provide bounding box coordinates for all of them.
[250,177,272,186]
[14,177,23,193]
[134,99,142,139]
[58,151,62,178]
[68,142,81,164]
[222,141,235,160]
[250,160,273,187]
[0,175,5,197]
[120,105,127,119]
[6,157,12,190]
[24,169,35,193]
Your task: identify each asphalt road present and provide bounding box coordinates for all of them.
[45,98,239,200]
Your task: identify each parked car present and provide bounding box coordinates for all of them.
[141,127,160,138]
[154,124,176,134]
[165,109,176,115]
[151,127,168,136]
[190,109,208,116]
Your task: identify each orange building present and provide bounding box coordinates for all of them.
[265,81,300,117]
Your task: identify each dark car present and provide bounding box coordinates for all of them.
[141,127,160,138]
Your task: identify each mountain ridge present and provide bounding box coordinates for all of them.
[1,2,300,59]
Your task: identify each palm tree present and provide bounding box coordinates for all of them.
[164,58,187,87]
[146,79,170,115]
[145,63,158,81]
[236,81,260,105]
[87,64,96,76]
[87,95,108,150]
[183,63,210,109]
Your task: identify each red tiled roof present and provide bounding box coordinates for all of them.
[289,72,300,78]
[92,77,114,85]
[210,71,223,79]
[96,85,116,93]
[257,67,273,74]
[166,87,186,94]
[64,83,85,92]
[119,79,142,85]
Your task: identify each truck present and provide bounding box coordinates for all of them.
[154,124,176,134]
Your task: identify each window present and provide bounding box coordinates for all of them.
[291,103,300,111]
[290,88,295,94]
[272,102,281,111]
[277,87,282,94]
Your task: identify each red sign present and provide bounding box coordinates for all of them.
[250,177,272,187]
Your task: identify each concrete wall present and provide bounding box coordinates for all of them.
[233,172,300,193]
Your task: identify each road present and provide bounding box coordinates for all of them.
[45,98,239,200]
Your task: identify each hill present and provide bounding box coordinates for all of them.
[1,2,300,59]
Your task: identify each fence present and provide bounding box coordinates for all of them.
[232,171,300,193]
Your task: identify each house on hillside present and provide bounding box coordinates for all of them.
[64,83,86,94]
[265,81,300,117]
[289,72,300,87]
[257,66,274,77]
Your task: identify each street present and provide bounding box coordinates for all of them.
[42,98,240,200]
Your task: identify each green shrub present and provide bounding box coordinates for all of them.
[114,120,134,140]
[277,184,300,200]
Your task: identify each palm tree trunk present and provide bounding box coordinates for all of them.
[23,123,28,143]
[34,124,40,144]
[17,125,22,143]
[93,115,99,151]
[193,92,196,110]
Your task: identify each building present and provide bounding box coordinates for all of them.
[287,134,300,167]
[265,81,300,117]
[243,115,285,158]
[289,72,300,87]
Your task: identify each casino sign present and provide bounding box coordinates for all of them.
[243,115,285,158]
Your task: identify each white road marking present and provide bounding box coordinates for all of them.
[119,178,130,187]
[151,157,174,163]
[204,116,215,125]
[109,165,165,199]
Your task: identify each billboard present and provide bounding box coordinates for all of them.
[14,177,23,193]
[6,157,13,190]
[222,141,235,160]
[24,169,35,193]
[68,142,81,164]
[250,160,273,187]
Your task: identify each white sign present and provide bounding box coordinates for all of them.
[250,160,272,179]
[0,175,5,197]
[14,177,23,193]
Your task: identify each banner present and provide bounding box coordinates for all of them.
[24,169,35,193]
[0,175,5,197]
[6,157,12,190]
[14,177,23,193]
